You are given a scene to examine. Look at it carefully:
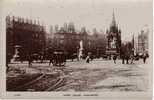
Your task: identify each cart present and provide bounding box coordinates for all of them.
[52,50,66,66]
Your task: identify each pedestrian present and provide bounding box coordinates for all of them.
[88,52,93,61]
[40,55,44,63]
[28,54,32,67]
[125,54,129,64]
[130,54,134,64]
[143,53,147,64]
[121,54,125,64]
[49,53,53,66]
[86,55,90,63]
[113,55,117,64]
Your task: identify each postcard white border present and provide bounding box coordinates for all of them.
[0,0,153,99]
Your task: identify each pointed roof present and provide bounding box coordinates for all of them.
[111,10,116,27]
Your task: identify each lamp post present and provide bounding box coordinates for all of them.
[11,45,21,62]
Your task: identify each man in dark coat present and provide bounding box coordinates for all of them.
[125,54,129,64]
[113,55,117,64]
[121,54,125,64]
[28,54,33,67]
[86,55,90,63]
[143,53,148,64]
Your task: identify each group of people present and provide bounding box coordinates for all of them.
[26,51,149,66]
[113,54,133,64]
[84,52,149,64]
[112,53,149,64]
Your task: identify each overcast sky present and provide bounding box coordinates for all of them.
[1,0,152,41]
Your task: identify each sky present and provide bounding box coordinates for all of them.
[1,0,152,41]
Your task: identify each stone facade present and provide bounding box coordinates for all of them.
[6,16,46,63]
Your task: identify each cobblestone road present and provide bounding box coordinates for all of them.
[57,59,150,91]
[7,59,151,92]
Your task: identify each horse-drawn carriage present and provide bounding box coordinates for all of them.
[49,50,66,66]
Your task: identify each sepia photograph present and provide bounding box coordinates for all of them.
[0,0,153,99]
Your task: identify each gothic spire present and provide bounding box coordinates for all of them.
[111,10,116,27]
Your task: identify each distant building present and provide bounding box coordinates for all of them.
[137,29,149,55]
[6,16,46,63]
[106,12,121,56]
[53,25,107,58]
[53,31,80,53]
[92,33,107,57]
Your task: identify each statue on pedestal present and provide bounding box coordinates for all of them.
[78,40,83,60]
